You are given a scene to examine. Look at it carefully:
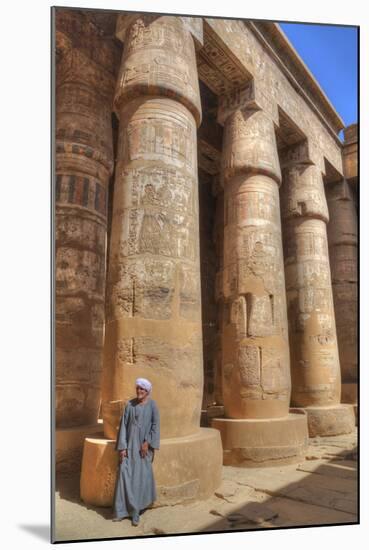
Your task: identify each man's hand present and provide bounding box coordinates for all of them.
[140,441,149,458]
[119,449,127,463]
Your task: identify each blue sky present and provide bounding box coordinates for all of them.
[279,23,358,136]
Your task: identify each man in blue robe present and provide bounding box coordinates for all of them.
[112,377,160,526]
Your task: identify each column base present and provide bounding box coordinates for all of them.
[295,404,355,437]
[80,427,223,507]
[200,405,225,427]
[341,382,358,405]
[211,411,309,467]
[56,423,102,476]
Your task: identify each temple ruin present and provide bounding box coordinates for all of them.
[54,9,358,507]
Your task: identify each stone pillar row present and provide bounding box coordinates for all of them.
[212,103,309,466]
[55,13,356,490]
[280,145,355,436]
[80,14,222,507]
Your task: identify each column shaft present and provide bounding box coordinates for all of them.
[326,180,358,404]
[104,96,202,438]
[55,12,117,429]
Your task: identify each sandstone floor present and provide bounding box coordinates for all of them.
[54,429,358,542]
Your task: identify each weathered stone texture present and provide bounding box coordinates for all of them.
[206,18,343,176]
[281,159,341,409]
[326,180,358,403]
[55,10,120,427]
[221,108,291,419]
[280,143,354,436]
[343,124,358,183]
[55,10,357,484]
[80,15,224,507]
[101,15,204,439]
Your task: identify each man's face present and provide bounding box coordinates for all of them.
[136,385,148,400]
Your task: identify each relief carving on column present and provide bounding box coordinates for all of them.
[220,104,291,419]
[280,142,342,409]
[102,15,205,440]
[55,10,119,427]
[222,109,281,182]
[280,143,329,222]
[326,179,358,403]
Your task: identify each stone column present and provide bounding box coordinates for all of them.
[212,102,308,466]
[326,179,358,406]
[55,10,119,474]
[80,14,222,507]
[280,144,355,437]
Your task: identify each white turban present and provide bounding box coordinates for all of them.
[135,377,152,393]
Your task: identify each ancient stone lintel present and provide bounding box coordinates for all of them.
[197,20,253,97]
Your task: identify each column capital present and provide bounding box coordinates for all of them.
[221,108,281,185]
[116,14,204,48]
[279,139,314,169]
[280,163,329,223]
[114,15,202,126]
[217,79,278,126]
[56,48,116,101]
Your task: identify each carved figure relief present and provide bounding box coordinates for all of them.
[238,346,261,387]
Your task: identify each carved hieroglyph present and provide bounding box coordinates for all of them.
[280,151,342,408]
[221,107,291,419]
[102,15,204,439]
[326,180,358,403]
[55,11,117,427]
